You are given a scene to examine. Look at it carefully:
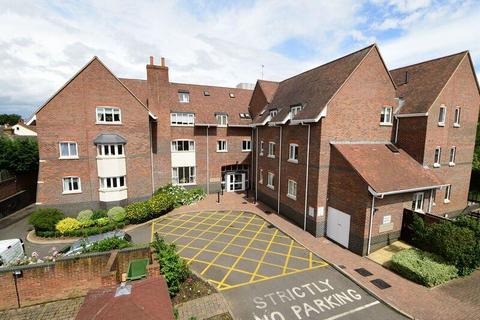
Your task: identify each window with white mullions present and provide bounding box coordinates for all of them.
[290,105,302,118]
[289,143,298,163]
[178,91,190,103]
[242,140,251,152]
[171,112,195,126]
[216,114,228,126]
[97,144,124,157]
[63,177,81,194]
[96,107,121,124]
[260,141,264,156]
[287,179,297,200]
[380,106,393,125]
[99,176,126,190]
[268,142,275,158]
[434,147,442,167]
[444,185,452,203]
[217,140,228,152]
[412,192,424,212]
[259,169,263,184]
[438,105,446,126]
[449,147,456,166]
[59,142,78,159]
[267,172,275,189]
[454,107,461,127]
[171,140,195,152]
[172,166,196,185]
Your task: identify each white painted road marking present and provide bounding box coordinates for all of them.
[323,301,380,320]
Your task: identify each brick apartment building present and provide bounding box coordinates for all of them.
[29,44,479,255]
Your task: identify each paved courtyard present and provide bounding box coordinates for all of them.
[152,210,327,291]
[153,210,408,319]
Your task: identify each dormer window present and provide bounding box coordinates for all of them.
[269,109,278,118]
[178,91,190,103]
[438,105,446,126]
[380,106,393,125]
[290,105,302,118]
[239,113,251,119]
[229,93,235,98]
[216,114,228,126]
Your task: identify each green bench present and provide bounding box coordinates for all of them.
[126,258,150,281]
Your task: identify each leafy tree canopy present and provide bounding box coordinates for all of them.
[0,114,22,126]
[0,136,38,173]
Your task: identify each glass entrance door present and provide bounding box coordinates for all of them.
[226,172,246,192]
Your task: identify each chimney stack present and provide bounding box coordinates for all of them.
[149,56,154,65]
[161,57,165,67]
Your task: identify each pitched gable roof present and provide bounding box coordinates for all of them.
[258,80,279,103]
[253,44,376,125]
[121,79,253,126]
[390,51,470,115]
[333,143,443,194]
[29,57,154,122]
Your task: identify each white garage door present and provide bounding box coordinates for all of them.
[326,207,351,248]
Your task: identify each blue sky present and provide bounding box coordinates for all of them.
[0,0,479,119]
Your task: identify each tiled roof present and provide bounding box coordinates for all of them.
[120,79,253,126]
[390,52,467,114]
[333,143,443,194]
[258,80,279,103]
[253,44,375,125]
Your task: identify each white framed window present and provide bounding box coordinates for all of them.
[382,215,392,225]
[260,141,264,156]
[449,147,456,166]
[171,112,195,126]
[438,105,446,126]
[268,142,275,158]
[59,142,78,159]
[171,140,195,152]
[453,107,461,127]
[62,177,81,194]
[172,166,196,185]
[287,180,297,200]
[259,169,263,184]
[217,140,228,152]
[290,105,302,118]
[269,109,278,118]
[412,192,424,212]
[380,106,393,125]
[99,176,126,190]
[239,113,251,119]
[96,107,121,124]
[288,144,298,163]
[267,172,274,189]
[229,93,235,98]
[216,114,228,126]
[97,144,124,157]
[444,185,451,203]
[434,147,442,168]
[242,140,251,152]
[178,91,190,103]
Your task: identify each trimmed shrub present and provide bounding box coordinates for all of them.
[151,233,190,296]
[79,219,95,228]
[56,218,81,234]
[390,248,458,287]
[154,184,203,207]
[92,209,108,220]
[148,193,174,215]
[77,209,94,221]
[125,201,151,224]
[95,217,110,226]
[107,207,126,222]
[82,236,132,253]
[28,208,65,232]
[187,188,206,203]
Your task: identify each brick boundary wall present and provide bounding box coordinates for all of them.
[0,246,159,311]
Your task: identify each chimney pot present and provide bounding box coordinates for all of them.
[149,56,154,65]
[161,57,165,67]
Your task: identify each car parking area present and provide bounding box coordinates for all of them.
[151,210,328,291]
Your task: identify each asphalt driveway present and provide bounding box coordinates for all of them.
[152,210,408,320]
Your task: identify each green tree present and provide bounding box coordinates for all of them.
[0,114,22,126]
[0,136,39,173]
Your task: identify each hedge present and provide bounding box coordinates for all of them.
[36,221,128,238]
[390,248,458,287]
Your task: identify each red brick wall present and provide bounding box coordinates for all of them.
[0,247,152,311]
[396,116,428,164]
[249,83,268,119]
[36,59,153,208]
[422,57,480,216]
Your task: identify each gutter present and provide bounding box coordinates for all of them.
[303,124,311,231]
[367,185,446,197]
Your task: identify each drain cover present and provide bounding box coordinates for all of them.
[354,268,373,277]
[371,278,391,289]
